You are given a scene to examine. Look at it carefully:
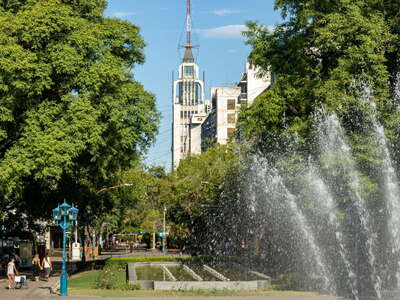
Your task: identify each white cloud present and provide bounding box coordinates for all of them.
[210,9,244,16]
[195,24,247,39]
[112,12,136,18]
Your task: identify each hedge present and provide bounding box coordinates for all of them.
[106,256,192,265]
[105,256,244,265]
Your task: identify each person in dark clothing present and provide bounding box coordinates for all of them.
[32,254,41,281]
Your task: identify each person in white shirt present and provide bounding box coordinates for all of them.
[40,253,52,281]
[7,257,18,289]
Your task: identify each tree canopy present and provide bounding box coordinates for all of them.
[0,0,159,225]
[104,144,238,249]
[240,0,400,150]
[234,1,400,291]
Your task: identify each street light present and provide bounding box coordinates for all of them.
[162,205,167,255]
[53,200,79,296]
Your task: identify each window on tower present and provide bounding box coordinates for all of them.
[195,82,202,104]
[178,82,183,104]
[184,66,194,78]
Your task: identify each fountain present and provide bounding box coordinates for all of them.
[227,91,400,299]
[319,113,382,299]
[305,165,359,300]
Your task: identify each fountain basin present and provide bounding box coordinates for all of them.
[382,290,400,300]
[127,262,271,291]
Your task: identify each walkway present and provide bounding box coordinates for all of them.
[0,276,58,300]
[60,297,342,300]
[0,293,343,300]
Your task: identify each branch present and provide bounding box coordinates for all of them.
[287,103,299,114]
[97,183,133,194]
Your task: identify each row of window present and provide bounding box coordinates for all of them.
[180,128,236,151]
[226,99,249,110]
[180,110,198,119]
[177,81,202,106]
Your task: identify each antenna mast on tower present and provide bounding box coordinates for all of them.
[185,0,192,49]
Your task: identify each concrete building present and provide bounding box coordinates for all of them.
[201,62,272,150]
[171,0,207,169]
[171,1,271,168]
[209,86,241,146]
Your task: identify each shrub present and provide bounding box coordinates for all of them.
[105,256,242,265]
[95,263,139,290]
[106,256,192,265]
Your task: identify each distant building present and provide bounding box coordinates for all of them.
[201,62,272,151]
[171,0,207,169]
[171,2,272,168]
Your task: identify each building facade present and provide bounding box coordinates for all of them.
[172,47,207,169]
[201,62,272,150]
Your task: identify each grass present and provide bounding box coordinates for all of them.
[68,270,100,289]
[68,270,321,297]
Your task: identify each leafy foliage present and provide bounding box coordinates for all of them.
[107,144,238,250]
[234,0,400,292]
[0,0,159,224]
[240,0,398,149]
[95,262,138,290]
[106,256,191,264]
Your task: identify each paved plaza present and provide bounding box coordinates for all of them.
[0,276,58,300]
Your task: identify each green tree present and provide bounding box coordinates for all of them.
[240,0,398,149]
[170,144,239,252]
[0,0,159,225]
[115,166,170,231]
[235,0,400,289]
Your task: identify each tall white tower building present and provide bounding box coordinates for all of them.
[172,0,206,169]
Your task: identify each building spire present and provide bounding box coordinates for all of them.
[185,0,192,48]
[183,0,194,63]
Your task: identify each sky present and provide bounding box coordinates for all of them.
[104,0,283,169]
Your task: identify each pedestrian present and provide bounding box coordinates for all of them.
[7,257,18,289]
[40,253,52,281]
[32,254,41,282]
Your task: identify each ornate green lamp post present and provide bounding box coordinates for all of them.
[53,200,79,296]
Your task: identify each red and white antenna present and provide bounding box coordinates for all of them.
[185,0,192,48]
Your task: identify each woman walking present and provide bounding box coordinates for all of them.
[40,253,52,281]
[32,254,41,281]
[7,257,18,289]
